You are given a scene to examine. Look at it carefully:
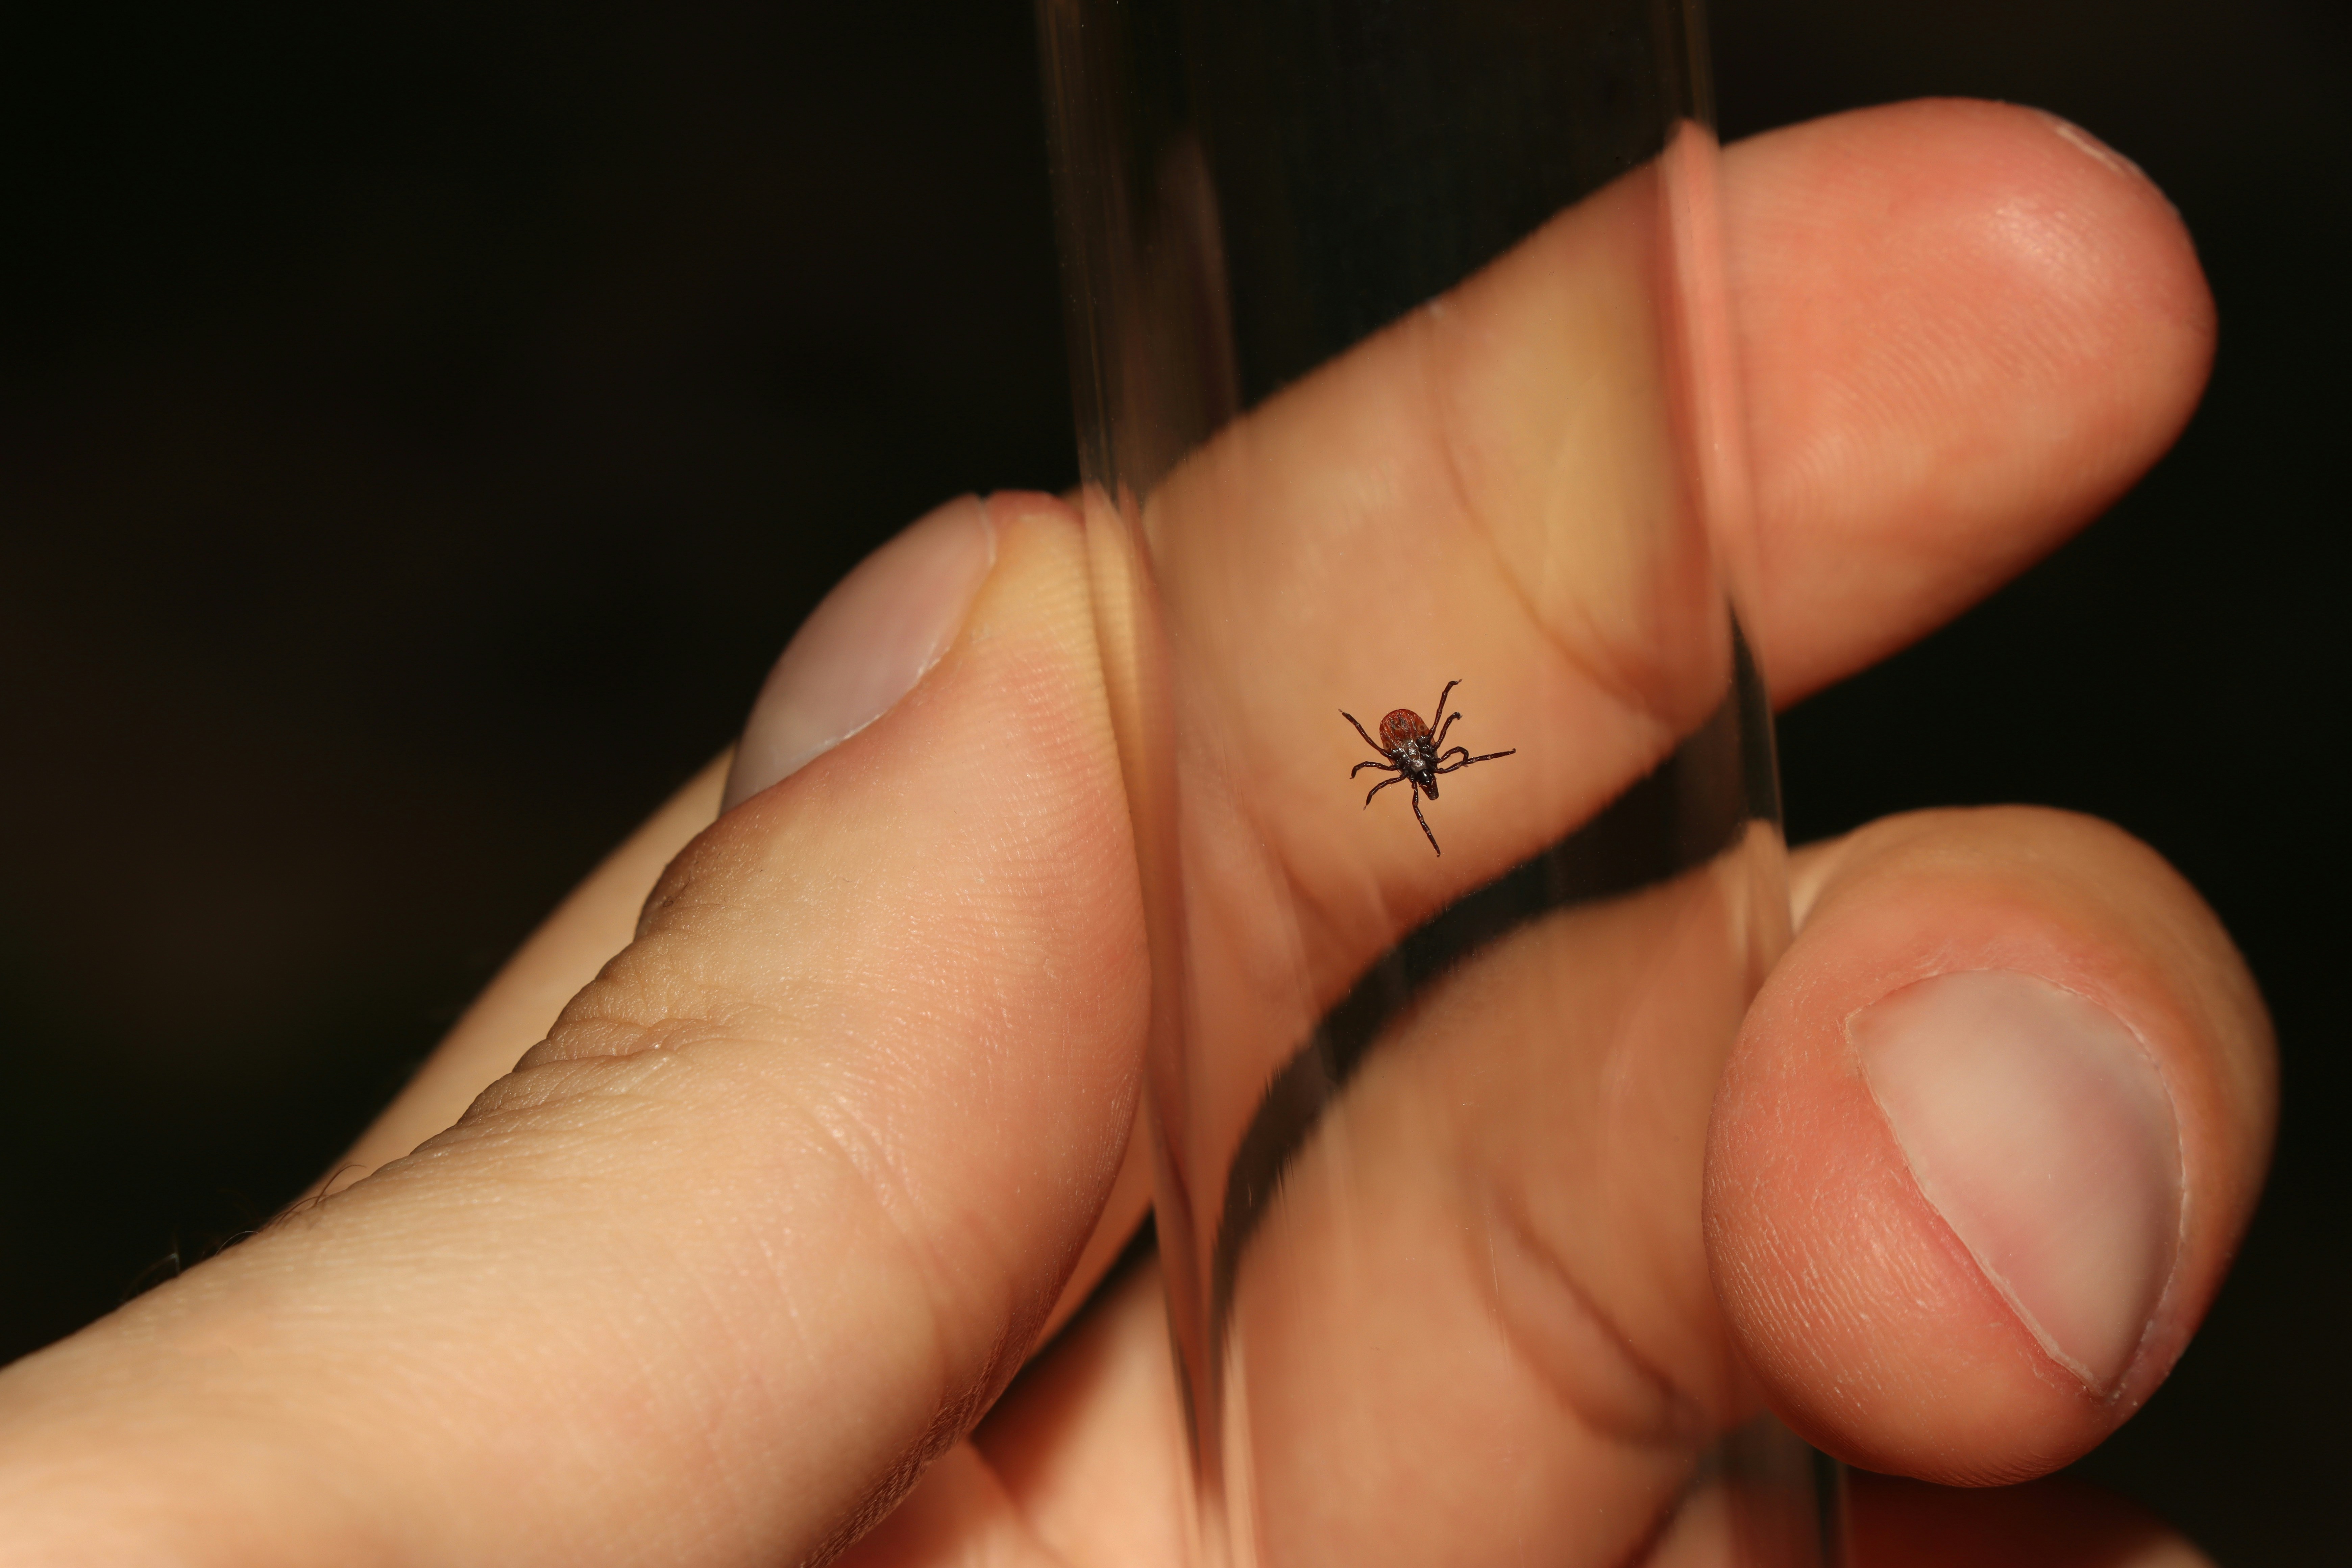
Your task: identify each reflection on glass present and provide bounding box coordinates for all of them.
[1035,1,1838,1563]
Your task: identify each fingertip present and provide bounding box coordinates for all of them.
[1705,808,2272,1483]
[724,494,998,811]
[720,491,1086,814]
[1732,100,2216,701]
[2026,109,2213,353]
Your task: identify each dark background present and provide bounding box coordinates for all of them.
[0,0,2341,1560]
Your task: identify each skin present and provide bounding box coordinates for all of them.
[0,100,2263,1568]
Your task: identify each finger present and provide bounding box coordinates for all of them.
[0,494,1149,1567]
[1706,808,2275,1482]
[326,489,1013,1189]
[314,500,1153,1348]
[1730,100,2213,703]
[1847,1471,2214,1568]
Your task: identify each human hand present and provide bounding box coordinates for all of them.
[0,100,2265,1568]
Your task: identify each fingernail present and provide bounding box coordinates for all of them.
[1854,970,2182,1394]
[722,495,996,810]
[2041,114,2175,214]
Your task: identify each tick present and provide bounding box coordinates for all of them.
[1340,679,1517,857]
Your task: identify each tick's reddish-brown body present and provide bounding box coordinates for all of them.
[1340,680,1516,857]
[1377,709,1430,754]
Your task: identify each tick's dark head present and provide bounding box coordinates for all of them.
[1378,709,1430,753]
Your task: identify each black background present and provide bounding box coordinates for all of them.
[1,1,2342,1561]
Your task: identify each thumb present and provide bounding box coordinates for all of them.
[0,493,1150,1568]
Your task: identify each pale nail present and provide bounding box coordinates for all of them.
[1854,969,2182,1394]
[2042,113,2156,191]
[721,496,996,810]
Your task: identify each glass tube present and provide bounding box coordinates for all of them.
[1035,2,1837,1564]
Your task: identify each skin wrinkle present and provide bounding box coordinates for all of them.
[441,1067,883,1338]
[525,1004,800,1064]
[843,1440,1076,1568]
[720,1100,981,1533]
[857,1037,1088,1333]
[562,711,1123,1352]
[1593,923,1739,1406]
[1415,283,1689,754]
[1481,1176,1706,1450]
[437,900,1048,1542]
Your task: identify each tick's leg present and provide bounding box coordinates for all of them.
[1427,682,1461,747]
[1434,747,1517,774]
[1410,786,1442,856]
[1434,746,1470,769]
[1431,681,1461,733]
[1364,773,1408,807]
[1432,708,1463,749]
[1352,758,1400,779]
[1340,709,1385,757]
